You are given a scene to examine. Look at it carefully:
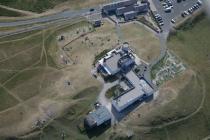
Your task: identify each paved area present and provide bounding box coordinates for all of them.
[0,7,100,27]
[152,0,201,31]
[97,78,119,124]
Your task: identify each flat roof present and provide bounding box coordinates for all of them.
[104,53,121,75]
[103,0,137,7]
[124,10,137,15]
[85,106,111,126]
[112,71,153,112]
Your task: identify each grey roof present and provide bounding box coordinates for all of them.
[102,0,137,12]
[124,10,137,16]
[103,0,137,8]
[134,3,149,12]
[116,6,135,16]
[85,106,111,127]
[104,53,122,75]
[112,71,153,112]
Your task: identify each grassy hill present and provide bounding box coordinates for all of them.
[141,14,210,140]
[0,0,67,13]
[0,0,107,13]
[0,7,23,17]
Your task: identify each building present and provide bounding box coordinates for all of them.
[102,0,137,15]
[92,20,102,27]
[112,71,153,112]
[134,3,149,13]
[84,106,111,129]
[116,6,135,16]
[97,43,154,112]
[124,11,137,21]
[102,0,149,21]
[98,44,135,76]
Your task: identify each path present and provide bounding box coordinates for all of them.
[97,78,119,123]
[0,5,37,16]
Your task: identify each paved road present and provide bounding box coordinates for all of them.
[0,16,83,38]
[0,7,101,27]
[0,0,126,28]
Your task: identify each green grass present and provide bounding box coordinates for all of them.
[0,7,23,17]
[0,30,41,43]
[0,87,19,111]
[150,53,168,80]
[105,85,123,99]
[143,15,210,140]
[0,0,67,13]
[93,49,111,65]
[45,20,91,68]
[0,45,42,70]
[146,75,202,126]
[4,68,44,100]
[0,71,16,84]
[105,85,118,99]
[0,19,106,139]
[32,86,101,140]
[0,19,90,104]
[72,87,99,100]
[0,0,107,13]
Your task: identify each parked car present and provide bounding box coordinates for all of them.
[181,13,185,17]
[171,19,175,24]
[197,0,202,5]
[165,7,172,13]
[159,22,164,26]
[184,11,189,15]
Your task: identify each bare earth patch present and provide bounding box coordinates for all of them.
[120,22,161,62]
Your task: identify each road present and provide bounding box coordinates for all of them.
[0,6,101,27]
[0,6,103,38]
[0,0,127,28]
[0,16,84,38]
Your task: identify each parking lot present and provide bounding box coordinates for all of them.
[152,0,203,32]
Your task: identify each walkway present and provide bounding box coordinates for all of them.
[97,78,119,124]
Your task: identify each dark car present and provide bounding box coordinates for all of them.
[90,8,95,12]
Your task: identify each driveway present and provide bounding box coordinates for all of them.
[97,78,119,124]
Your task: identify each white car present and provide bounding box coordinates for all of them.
[159,21,164,26]
[197,0,202,5]
[162,2,167,6]
[171,19,175,24]
[165,7,172,12]
[163,5,168,8]
[184,11,189,15]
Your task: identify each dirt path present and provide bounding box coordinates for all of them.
[0,5,37,16]
[0,45,39,64]
[0,32,41,45]
[1,59,41,86]
[0,66,58,115]
[42,30,48,66]
[0,83,23,102]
